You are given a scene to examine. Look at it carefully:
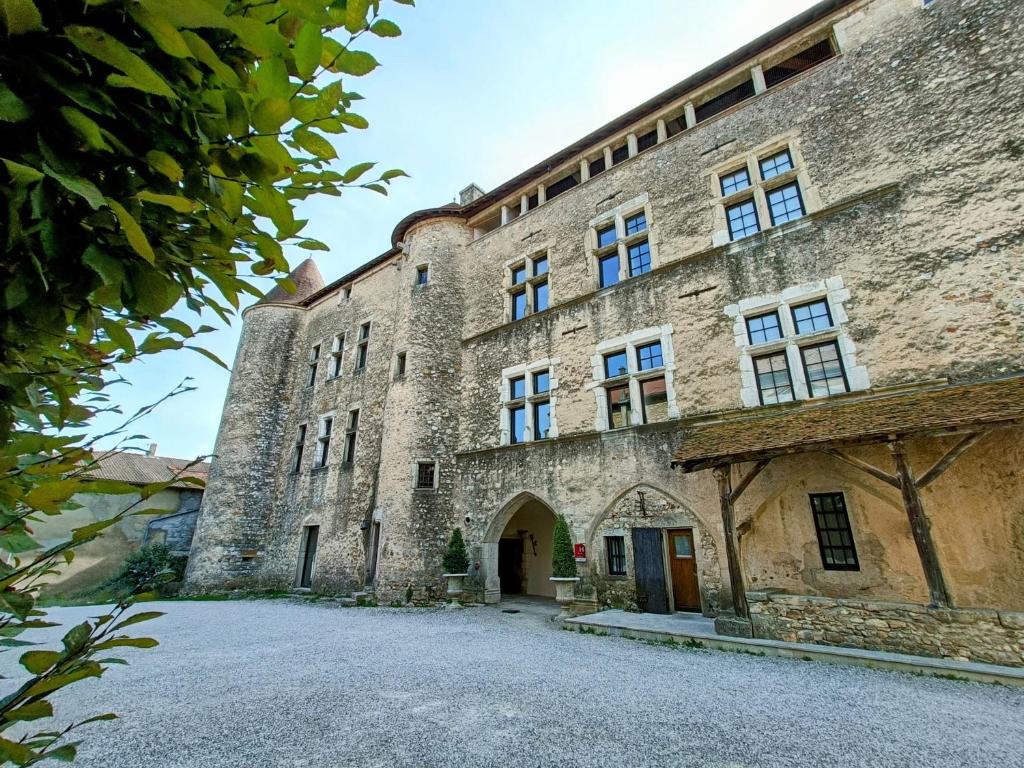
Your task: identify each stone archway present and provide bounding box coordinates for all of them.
[481,492,558,603]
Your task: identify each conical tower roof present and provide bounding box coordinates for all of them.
[259,258,325,305]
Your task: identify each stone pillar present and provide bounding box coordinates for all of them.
[579,159,590,182]
[751,64,767,94]
[627,132,638,158]
[537,184,546,205]
[520,194,528,214]
[656,119,667,143]
[500,205,511,225]
[603,146,613,168]
[684,101,696,129]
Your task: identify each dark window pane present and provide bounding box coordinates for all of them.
[589,157,606,177]
[416,266,429,285]
[637,130,658,151]
[726,199,760,240]
[607,384,631,429]
[754,353,794,405]
[791,299,832,334]
[628,239,651,276]
[694,79,755,122]
[606,536,626,576]
[546,172,579,200]
[604,351,628,379]
[636,342,663,371]
[611,144,629,165]
[720,167,751,196]
[597,225,617,249]
[511,290,527,321]
[356,344,368,369]
[759,149,794,180]
[509,376,525,400]
[641,377,669,423]
[527,193,538,210]
[599,253,619,288]
[764,38,834,88]
[810,493,859,571]
[534,400,551,440]
[625,212,647,235]
[510,406,526,444]
[534,280,549,312]
[767,182,805,225]
[416,462,435,489]
[533,370,550,394]
[359,323,371,340]
[801,341,848,397]
[533,255,548,275]
[745,311,783,344]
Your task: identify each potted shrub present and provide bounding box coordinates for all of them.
[549,515,579,605]
[441,527,469,598]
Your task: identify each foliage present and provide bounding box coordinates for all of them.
[551,515,577,579]
[441,528,468,575]
[0,0,410,762]
[104,543,187,596]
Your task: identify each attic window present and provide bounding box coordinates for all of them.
[636,129,658,152]
[589,156,606,177]
[695,78,755,123]
[527,192,539,211]
[665,114,686,138]
[546,171,580,201]
[764,38,835,88]
[611,143,629,165]
[474,210,501,238]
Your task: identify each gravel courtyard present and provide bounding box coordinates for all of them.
[12,599,1024,768]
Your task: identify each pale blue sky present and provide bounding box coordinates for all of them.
[91,0,821,460]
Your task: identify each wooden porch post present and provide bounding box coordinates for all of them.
[889,440,953,608]
[712,464,748,618]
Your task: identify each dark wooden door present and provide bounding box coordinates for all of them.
[668,529,701,612]
[632,528,669,614]
[299,525,319,588]
[498,538,524,595]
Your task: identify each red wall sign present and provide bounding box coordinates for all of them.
[573,543,587,560]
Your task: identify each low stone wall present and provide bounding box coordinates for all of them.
[748,592,1024,667]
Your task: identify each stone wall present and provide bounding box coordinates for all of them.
[749,592,1024,667]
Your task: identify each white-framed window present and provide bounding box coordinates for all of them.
[725,276,870,408]
[500,358,559,445]
[413,459,438,490]
[506,251,550,322]
[709,136,823,246]
[329,334,345,378]
[307,343,321,388]
[588,194,657,290]
[314,414,334,469]
[587,326,679,431]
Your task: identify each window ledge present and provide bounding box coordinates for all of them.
[413,487,437,493]
[311,465,329,474]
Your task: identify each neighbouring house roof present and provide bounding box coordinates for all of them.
[671,375,1024,472]
[259,257,326,305]
[83,451,211,490]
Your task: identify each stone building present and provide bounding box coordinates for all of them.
[186,0,1024,665]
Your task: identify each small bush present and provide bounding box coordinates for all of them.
[442,528,469,574]
[105,543,186,596]
[551,515,577,578]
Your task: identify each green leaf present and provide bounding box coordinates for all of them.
[1,157,43,185]
[62,622,91,654]
[0,736,37,765]
[125,262,180,315]
[335,50,378,77]
[342,161,375,183]
[293,22,323,80]
[3,700,52,722]
[46,744,78,762]
[137,191,197,213]
[254,58,291,101]
[0,530,38,554]
[0,82,30,122]
[71,516,120,542]
[338,112,369,129]
[19,649,61,674]
[145,150,184,183]
[181,30,240,87]
[186,345,228,369]
[140,0,230,30]
[92,637,158,650]
[223,91,248,138]
[297,239,329,251]
[344,0,370,33]
[252,98,291,134]
[107,199,156,264]
[381,168,409,181]
[369,19,401,38]
[23,478,82,513]
[84,246,125,289]
[66,26,177,101]
[0,0,43,35]
[42,165,104,210]
[60,107,113,152]
[293,128,336,160]
[112,611,164,630]
[129,5,191,58]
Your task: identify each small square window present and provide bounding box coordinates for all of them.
[606,536,626,576]
[415,462,436,489]
[533,370,550,394]
[533,279,549,312]
[791,300,833,334]
[624,212,647,236]
[512,265,527,285]
[511,290,527,321]
[510,406,526,444]
[767,183,805,225]
[509,376,526,400]
[603,351,629,379]
[598,253,619,288]
[760,150,794,180]
[745,311,783,345]
[532,255,548,276]
[720,167,751,196]
[636,341,663,371]
[627,239,651,277]
[415,265,429,285]
[754,352,794,405]
[726,199,760,240]
[596,225,617,249]
[801,341,848,397]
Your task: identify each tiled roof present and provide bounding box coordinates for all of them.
[260,258,325,305]
[671,376,1024,472]
[83,451,211,490]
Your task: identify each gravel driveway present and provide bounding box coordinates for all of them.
[7,599,1023,767]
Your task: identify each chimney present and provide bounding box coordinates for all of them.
[147,443,158,457]
[459,183,485,206]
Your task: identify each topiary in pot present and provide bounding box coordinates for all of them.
[442,528,469,598]
[550,515,579,607]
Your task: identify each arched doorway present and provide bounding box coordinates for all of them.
[481,492,557,603]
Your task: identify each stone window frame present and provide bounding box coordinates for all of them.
[292,423,307,474]
[724,276,870,409]
[604,533,627,577]
[342,406,360,466]
[586,193,659,290]
[708,134,824,247]
[500,357,560,446]
[413,262,431,288]
[328,333,345,379]
[504,248,551,324]
[313,412,335,470]
[394,350,407,380]
[412,458,439,491]
[354,320,372,373]
[306,342,321,389]
[587,325,680,432]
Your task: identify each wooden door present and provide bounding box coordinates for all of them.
[299,525,319,588]
[631,528,669,614]
[668,529,701,612]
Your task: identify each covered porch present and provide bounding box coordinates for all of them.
[668,375,1024,664]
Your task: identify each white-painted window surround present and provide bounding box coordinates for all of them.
[500,357,559,445]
